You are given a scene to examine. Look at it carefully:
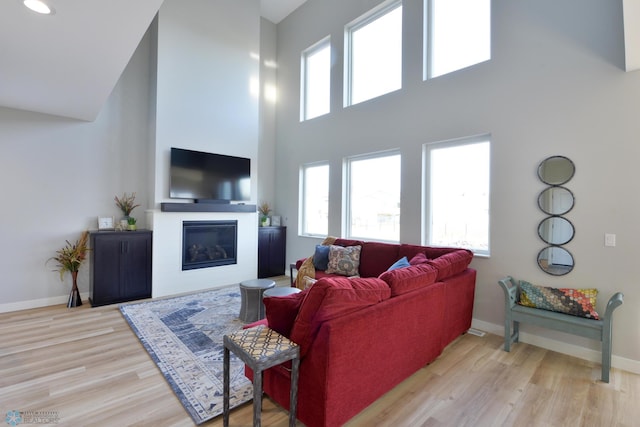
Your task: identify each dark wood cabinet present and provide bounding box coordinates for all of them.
[89,230,152,307]
[258,226,286,278]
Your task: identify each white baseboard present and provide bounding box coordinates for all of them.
[0,292,89,313]
[472,318,640,375]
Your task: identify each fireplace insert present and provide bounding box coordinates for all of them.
[182,220,237,270]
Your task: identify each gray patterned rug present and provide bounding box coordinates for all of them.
[119,286,253,424]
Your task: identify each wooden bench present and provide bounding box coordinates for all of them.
[498,276,624,382]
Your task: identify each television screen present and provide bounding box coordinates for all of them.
[170,148,251,201]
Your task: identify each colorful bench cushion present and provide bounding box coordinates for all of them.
[518,281,600,320]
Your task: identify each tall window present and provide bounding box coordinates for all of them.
[425,0,491,78]
[345,1,403,106]
[300,163,329,236]
[345,152,401,242]
[301,38,331,121]
[424,136,490,255]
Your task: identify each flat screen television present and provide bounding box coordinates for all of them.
[169,147,251,202]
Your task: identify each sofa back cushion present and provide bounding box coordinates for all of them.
[426,249,473,280]
[334,238,365,247]
[378,263,439,296]
[358,241,401,277]
[290,277,391,357]
[264,291,307,337]
[397,245,473,280]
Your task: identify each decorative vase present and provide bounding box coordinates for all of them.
[67,271,82,308]
[128,224,137,231]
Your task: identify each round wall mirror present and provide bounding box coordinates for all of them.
[538,216,575,245]
[537,246,574,276]
[537,156,575,185]
[538,186,574,215]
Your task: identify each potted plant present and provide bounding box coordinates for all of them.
[127,217,137,231]
[114,192,140,227]
[47,231,89,308]
[258,202,271,226]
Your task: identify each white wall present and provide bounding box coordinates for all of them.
[0,0,264,310]
[149,211,258,297]
[274,0,640,368]
[0,29,153,311]
[258,18,278,214]
[150,0,261,296]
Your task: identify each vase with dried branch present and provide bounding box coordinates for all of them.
[47,230,90,308]
[114,192,140,217]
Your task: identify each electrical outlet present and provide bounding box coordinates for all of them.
[605,233,616,247]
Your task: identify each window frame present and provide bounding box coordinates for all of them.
[344,0,403,107]
[423,135,491,256]
[343,150,402,242]
[300,36,332,121]
[423,0,491,80]
[299,161,330,237]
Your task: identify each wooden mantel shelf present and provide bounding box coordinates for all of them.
[160,203,257,213]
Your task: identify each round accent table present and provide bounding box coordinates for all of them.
[263,287,302,299]
[239,279,276,323]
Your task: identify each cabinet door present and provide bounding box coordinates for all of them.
[269,227,286,276]
[258,227,286,277]
[257,228,272,278]
[90,231,152,306]
[91,234,124,305]
[121,232,152,299]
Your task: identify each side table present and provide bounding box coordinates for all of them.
[263,287,302,298]
[239,279,276,322]
[223,325,300,427]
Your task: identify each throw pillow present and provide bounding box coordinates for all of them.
[409,252,429,265]
[302,276,317,289]
[312,245,330,270]
[264,291,306,337]
[518,281,600,319]
[387,256,410,271]
[325,245,362,276]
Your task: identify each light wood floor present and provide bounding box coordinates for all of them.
[1,277,638,427]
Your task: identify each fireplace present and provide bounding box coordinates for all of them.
[182,220,237,270]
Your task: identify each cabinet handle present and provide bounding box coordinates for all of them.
[121,241,129,254]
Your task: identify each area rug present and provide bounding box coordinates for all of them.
[119,287,253,424]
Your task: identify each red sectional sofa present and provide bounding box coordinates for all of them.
[246,239,476,427]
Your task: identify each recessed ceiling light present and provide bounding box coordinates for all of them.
[23,0,55,15]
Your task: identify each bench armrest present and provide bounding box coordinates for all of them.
[604,292,624,320]
[498,276,519,308]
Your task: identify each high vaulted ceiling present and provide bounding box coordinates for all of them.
[0,0,306,121]
[1,0,634,121]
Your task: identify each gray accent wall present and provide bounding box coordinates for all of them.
[273,0,640,368]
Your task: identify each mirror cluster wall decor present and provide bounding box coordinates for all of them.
[536,156,575,275]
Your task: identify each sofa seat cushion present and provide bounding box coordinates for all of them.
[378,263,439,296]
[290,277,391,357]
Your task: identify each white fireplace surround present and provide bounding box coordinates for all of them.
[147,209,258,298]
